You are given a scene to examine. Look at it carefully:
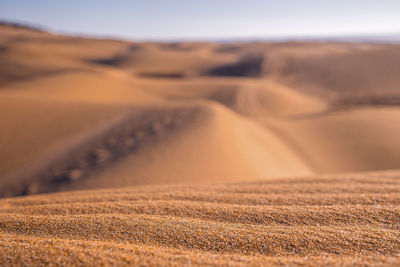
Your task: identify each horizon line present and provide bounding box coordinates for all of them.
[1,18,400,44]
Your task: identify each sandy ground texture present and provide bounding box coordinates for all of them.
[2,23,400,265]
[1,171,400,266]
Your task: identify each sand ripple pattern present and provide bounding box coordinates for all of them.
[1,171,400,266]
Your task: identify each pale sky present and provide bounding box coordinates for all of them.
[1,0,399,40]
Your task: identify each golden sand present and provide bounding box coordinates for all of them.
[2,23,400,265]
[1,172,400,266]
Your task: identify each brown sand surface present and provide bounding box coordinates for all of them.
[2,23,400,265]
[1,171,400,266]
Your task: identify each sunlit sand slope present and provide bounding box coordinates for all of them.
[1,171,400,266]
[2,23,400,198]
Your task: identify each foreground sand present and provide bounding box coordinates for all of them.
[1,171,400,266]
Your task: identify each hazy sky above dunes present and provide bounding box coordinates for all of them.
[1,0,400,40]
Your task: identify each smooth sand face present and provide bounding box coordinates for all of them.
[2,23,400,265]
[2,24,400,195]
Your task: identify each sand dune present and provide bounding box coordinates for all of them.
[2,23,400,194]
[205,80,326,117]
[264,107,400,173]
[2,23,400,265]
[0,94,132,196]
[75,103,312,191]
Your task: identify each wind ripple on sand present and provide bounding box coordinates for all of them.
[1,171,400,266]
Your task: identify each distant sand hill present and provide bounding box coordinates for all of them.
[2,24,400,196]
[1,23,400,265]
